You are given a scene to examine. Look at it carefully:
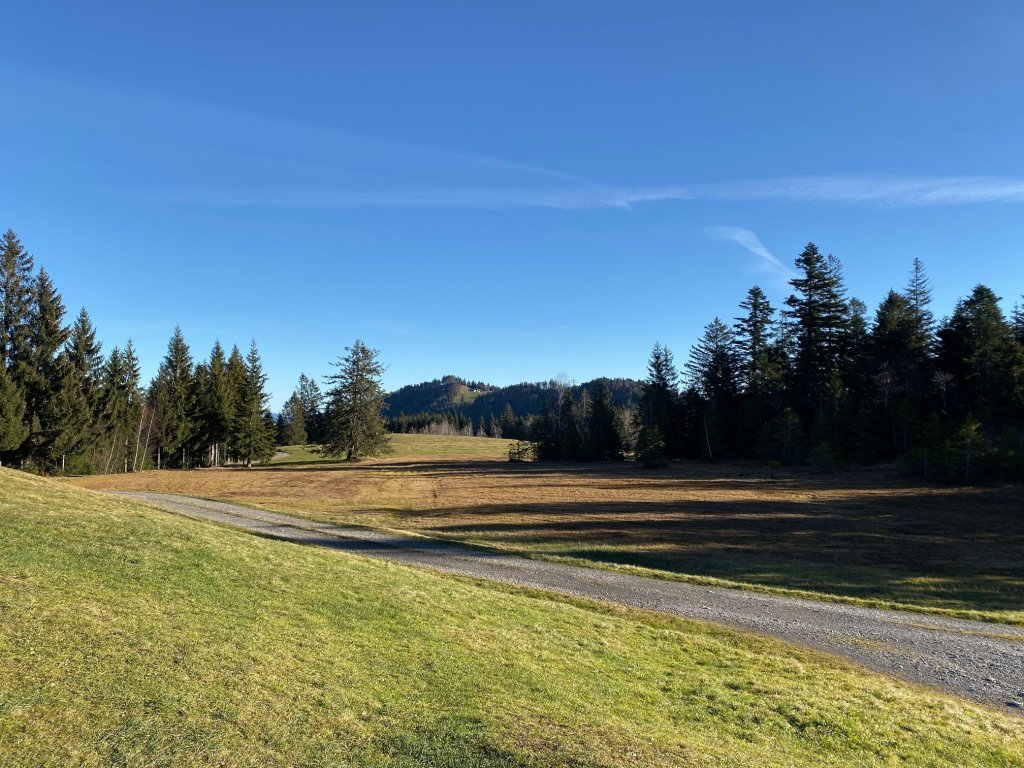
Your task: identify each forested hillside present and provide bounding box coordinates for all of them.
[385,375,643,438]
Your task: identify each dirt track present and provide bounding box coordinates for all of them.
[117,490,1024,714]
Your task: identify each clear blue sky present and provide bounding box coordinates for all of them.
[2,1,1022,408]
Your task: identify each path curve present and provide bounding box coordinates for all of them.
[117,491,1024,714]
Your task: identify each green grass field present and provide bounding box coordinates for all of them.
[3,467,1023,766]
[273,433,515,463]
[83,438,1024,625]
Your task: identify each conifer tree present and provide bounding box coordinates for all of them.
[195,342,235,466]
[635,343,680,459]
[0,229,35,384]
[785,243,851,412]
[234,341,275,467]
[278,391,308,445]
[0,363,28,464]
[323,340,391,460]
[587,382,623,460]
[1012,300,1024,346]
[24,269,70,466]
[937,285,1024,426]
[295,373,324,442]
[152,327,195,467]
[66,308,104,437]
[904,257,936,350]
[686,318,740,459]
[734,286,775,393]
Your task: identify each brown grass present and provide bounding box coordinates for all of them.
[71,456,1024,622]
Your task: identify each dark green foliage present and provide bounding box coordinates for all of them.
[323,340,391,461]
[24,269,71,467]
[784,243,851,412]
[0,229,35,385]
[233,341,276,467]
[588,383,624,460]
[635,343,680,459]
[295,373,324,442]
[151,327,194,467]
[385,375,643,435]
[0,363,28,461]
[278,392,308,445]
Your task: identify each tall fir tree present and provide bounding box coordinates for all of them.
[278,391,308,445]
[323,340,391,460]
[295,372,324,443]
[233,340,275,467]
[734,286,775,393]
[24,268,70,466]
[0,229,35,385]
[635,342,680,459]
[587,382,623,460]
[785,243,851,414]
[151,327,195,467]
[0,362,28,464]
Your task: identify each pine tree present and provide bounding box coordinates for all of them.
[0,229,35,383]
[24,268,70,467]
[1012,299,1024,346]
[904,257,935,351]
[587,382,623,460]
[195,342,235,466]
[66,308,104,448]
[0,363,28,464]
[734,286,775,393]
[785,243,851,411]
[635,343,679,458]
[278,391,308,445]
[937,285,1024,426]
[295,373,324,443]
[234,341,275,467]
[323,340,391,460]
[499,402,519,439]
[151,327,195,468]
[687,318,739,402]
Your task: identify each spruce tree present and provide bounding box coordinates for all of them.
[195,342,235,466]
[0,229,35,384]
[0,363,28,464]
[785,243,851,411]
[734,286,775,393]
[323,340,391,460]
[587,382,623,460]
[151,327,195,467]
[66,308,104,448]
[25,268,70,466]
[295,373,324,443]
[278,391,308,445]
[234,341,275,467]
[635,343,680,459]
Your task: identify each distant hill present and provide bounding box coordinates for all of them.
[386,375,643,424]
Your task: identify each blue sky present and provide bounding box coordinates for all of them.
[1,1,1022,408]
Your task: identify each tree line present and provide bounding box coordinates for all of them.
[0,229,390,473]
[532,243,1024,481]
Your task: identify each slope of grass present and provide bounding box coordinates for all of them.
[3,467,1023,766]
[75,457,1024,624]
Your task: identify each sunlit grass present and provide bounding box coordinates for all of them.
[73,441,1024,624]
[3,467,1023,766]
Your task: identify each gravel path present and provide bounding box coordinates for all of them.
[118,491,1024,714]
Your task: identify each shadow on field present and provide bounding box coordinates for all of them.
[423,491,1024,613]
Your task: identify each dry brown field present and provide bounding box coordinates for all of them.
[72,439,1024,623]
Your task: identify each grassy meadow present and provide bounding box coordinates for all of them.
[74,435,1024,625]
[3,466,1024,766]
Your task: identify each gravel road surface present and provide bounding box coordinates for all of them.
[117,491,1024,714]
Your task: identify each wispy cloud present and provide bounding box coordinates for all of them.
[705,226,797,281]
[179,175,1024,211]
